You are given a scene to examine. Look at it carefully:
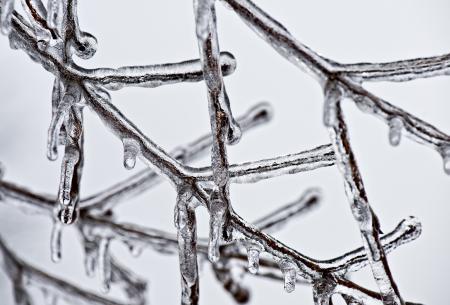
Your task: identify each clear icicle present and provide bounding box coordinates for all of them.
[83,240,98,278]
[246,246,261,274]
[441,146,450,175]
[50,221,62,262]
[47,84,80,161]
[388,117,403,146]
[58,147,80,206]
[208,192,227,263]
[279,259,297,293]
[122,138,140,170]
[0,0,14,35]
[46,0,59,29]
[98,238,111,293]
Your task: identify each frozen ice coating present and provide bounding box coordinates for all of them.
[0,0,449,304]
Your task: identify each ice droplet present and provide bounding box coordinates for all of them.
[50,221,62,263]
[279,259,297,293]
[441,146,450,175]
[46,0,60,30]
[98,238,111,293]
[388,117,403,146]
[246,246,261,274]
[0,0,14,35]
[122,138,139,170]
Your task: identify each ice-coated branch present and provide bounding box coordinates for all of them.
[4,9,237,89]
[0,0,444,304]
[333,53,450,82]
[253,188,321,233]
[222,0,450,176]
[193,0,240,267]
[175,188,199,305]
[0,178,422,304]
[324,82,402,305]
[0,236,135,305]
[80,102,274,215]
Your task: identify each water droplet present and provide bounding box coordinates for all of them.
[388,117,403,146]
[50,221,62,262]
[122,138,139,170]
[279,259,297,293]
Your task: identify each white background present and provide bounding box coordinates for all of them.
[0,0,449,304]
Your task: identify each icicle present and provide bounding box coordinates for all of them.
[246,245,262,274]
[50,221,62,262]
[0,0,14,35]
[98,238,111,293]
[208,192,227,263]
[47,84,80,161]
[279,259,297,293]
[122,138,140,170]
[441,146,450,175]
[388,117,403,146]
[58,146,80,206]
[83,240,98,277]
[323,83,342,127]
[46,0,59,29]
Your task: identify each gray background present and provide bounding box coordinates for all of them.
[0,0,449,304]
